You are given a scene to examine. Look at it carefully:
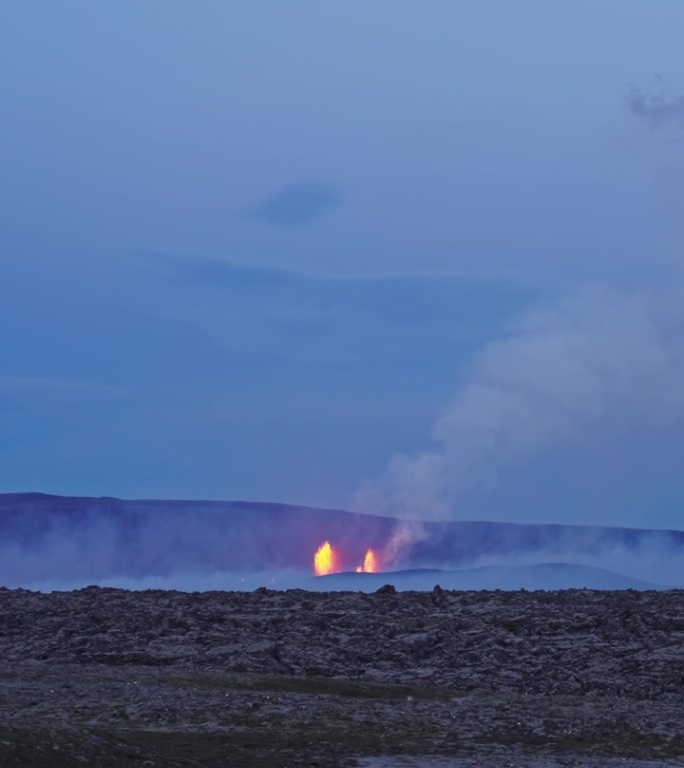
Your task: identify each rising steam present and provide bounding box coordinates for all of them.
[356,81,684,564]
[357,285,684,562]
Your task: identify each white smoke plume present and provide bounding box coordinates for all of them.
[356,284,684,564]
[356,81,684,566]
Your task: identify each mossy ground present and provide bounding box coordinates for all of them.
[1,673,682,767]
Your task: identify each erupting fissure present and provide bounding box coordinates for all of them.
[356,547,378,573]
[313,541,339,576]
[313,542,381,575]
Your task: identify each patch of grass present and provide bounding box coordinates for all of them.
[476,726,684,760]
[152,670,453,701]
[0,710,449,768]
[4,674,683,767]
[239,673,452,701]
[0,728,145,768]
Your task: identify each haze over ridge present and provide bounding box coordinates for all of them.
[1,492,682,591]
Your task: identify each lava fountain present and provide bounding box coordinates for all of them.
[356,547,379,573]
[313,541,339,576]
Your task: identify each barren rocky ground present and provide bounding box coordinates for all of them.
[1,585,683,767]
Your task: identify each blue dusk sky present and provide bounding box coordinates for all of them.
[1,2,684,528]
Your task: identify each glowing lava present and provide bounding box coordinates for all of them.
[314,541,339,576]
[356,547,379,573]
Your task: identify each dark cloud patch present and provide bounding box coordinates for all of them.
[627,82,684,130]
[246,180,342,227]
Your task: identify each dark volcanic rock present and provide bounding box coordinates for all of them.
[2,587,684,697]
[2,587,684,767]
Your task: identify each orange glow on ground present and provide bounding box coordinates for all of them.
[313,541,339,576]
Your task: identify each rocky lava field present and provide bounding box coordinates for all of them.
[1,585,684,767]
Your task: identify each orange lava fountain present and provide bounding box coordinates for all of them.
[313,541,339,576]
[356,547,379,573]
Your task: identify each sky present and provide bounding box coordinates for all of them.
[1,1,684,528]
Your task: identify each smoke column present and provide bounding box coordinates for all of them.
[357,82,684,566]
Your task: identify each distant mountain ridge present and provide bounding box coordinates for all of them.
[1,492,682,590]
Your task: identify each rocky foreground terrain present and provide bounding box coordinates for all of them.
[1,585,684,767]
